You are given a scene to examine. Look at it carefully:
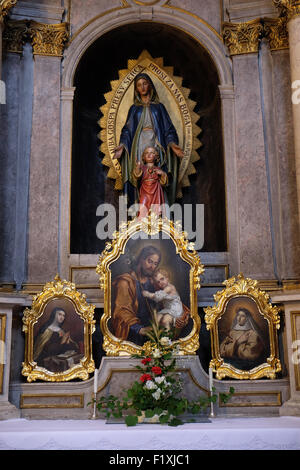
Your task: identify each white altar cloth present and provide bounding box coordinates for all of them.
[0,416,299,450]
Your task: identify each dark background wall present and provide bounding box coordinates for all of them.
[71,22,227,254]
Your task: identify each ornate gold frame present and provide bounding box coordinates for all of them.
[96,214,204,356]
[22,275,95,382]
[204,274,282,380]
[291,311,300,391]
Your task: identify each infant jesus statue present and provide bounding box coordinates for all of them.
[133,146,168,218]
[142,268,183,332]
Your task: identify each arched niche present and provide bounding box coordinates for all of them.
[69,22,227,254]
[59,10,239,281]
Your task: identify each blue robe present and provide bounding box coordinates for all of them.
[119,103,179,206]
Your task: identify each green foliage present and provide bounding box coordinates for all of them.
[94,320,234,426]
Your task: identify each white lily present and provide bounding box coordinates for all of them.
[152,389,161,401]
[144,380,157,391]
[152,348,162,358]
[160,336,172,346]
[154,376,166,385]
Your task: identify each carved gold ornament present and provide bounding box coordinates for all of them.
[3,19,28,53]
[29,21,69,57]
[96,214,204,357]
[223,19,263,56]
[22,275,95,382]
[263,17,289,50]
[99,50,201,199]
[0,0,17,20]
[274,0,300,20]
[204,273,282,380]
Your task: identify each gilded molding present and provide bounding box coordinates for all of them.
[204,273,282,380]
[3,19,28,53]
[96,214,204,357]
[22,275,96,383]
[274,0,300,20]
[0,0,17,21]
[29,21,69,57]
[223,19,263,56]
[263,16,289,50]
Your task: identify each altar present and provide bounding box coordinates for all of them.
[0,416,299,450]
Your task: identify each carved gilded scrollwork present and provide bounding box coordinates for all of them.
[29,21,69,57]
[0,0,17,21]
[3,19,28,53]
[204,274,282,380]
[96,214,204,357]
[263,17,289,51]
[274,0,300,20]
[22,275,95,382]
[223,19,264,56]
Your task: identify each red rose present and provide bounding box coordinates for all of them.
[151,366,162,375]
[141,358,152,365]
[140,373,152,383]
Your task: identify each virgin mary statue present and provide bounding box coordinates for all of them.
[113,72,184,206]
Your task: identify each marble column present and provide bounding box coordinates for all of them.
[59,87,76,281]
[27,55,61,284]
[278,2,300,228]
[0,295,27,420]
[272,290,300,416]
[26,21,68,287]
[0,16,4,104]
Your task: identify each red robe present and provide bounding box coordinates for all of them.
[136,165,167,217]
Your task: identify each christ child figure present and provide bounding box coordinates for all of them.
[133,146,168,218]
[142,268,183,331]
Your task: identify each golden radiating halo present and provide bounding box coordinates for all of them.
[99,50,202,198]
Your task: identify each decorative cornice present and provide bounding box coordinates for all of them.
[29,21,69,57]
[223,16,289,55]
[274,0,300,20]
[263,16,289,50]
[0,0,17,21]
[3,19,28,53]
[223,19,263,56]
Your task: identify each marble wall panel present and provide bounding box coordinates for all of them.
[27,56,61,283]
[69,0,121,37]
[233,53,274,279]
[166,0,222,34]
[224,0,277,21]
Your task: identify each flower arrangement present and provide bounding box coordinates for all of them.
[95,322,234,426]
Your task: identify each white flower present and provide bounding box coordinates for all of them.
[160,336,172,346]
[154,376,166,385]
[144,380,157,391]
[152,348,161,358]
[152,390,161,401]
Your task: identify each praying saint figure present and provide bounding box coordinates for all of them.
[142,268,183,331]
[133,146,168,218]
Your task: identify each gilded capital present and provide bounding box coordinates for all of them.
[3,19,28,53]
[223,19,263,56]
[29,21,69,57]
[0,0,17,21]
[274,0,300,20]
[263,17,289,50]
